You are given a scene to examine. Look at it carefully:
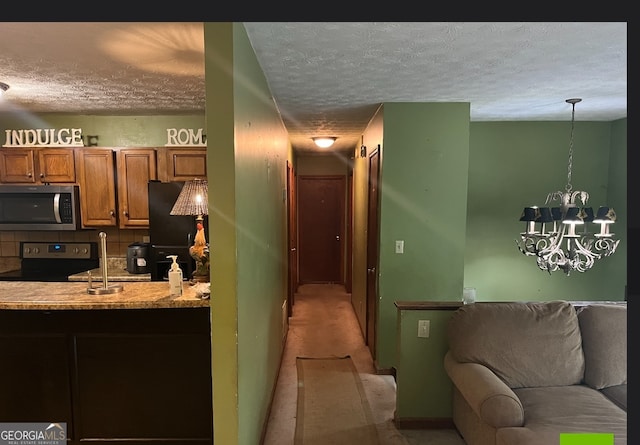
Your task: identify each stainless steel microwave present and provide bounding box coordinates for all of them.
[0,184,80,231]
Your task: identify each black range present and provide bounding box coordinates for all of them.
[0,241,99,282]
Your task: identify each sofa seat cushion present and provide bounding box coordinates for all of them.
[447,301,584,388]
[577,304,627,390]
[601,384,627,411]
[496,385,627,445]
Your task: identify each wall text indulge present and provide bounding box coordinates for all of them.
[3,128,84,147]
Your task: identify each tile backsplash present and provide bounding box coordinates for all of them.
[0,228,149,272]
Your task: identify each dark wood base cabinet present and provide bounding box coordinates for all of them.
[0,308,213,445]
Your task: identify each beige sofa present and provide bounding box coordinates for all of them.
[444,301,627,445]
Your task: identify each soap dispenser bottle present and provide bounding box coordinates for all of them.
[167,255,183,296]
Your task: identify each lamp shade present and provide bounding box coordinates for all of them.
[593,206,616,223]
[537,207,553,223]
[519,207,540,222]
[170,179,208,216]
[562,207,584,224]
[580,207,595,223]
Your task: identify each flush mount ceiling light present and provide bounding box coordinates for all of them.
[312,137,337,148]
[515,98,620,275]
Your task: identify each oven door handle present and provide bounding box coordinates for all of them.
[53,193,62,223]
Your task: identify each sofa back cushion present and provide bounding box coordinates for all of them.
[447,301,584,388]
[577,304,626,389]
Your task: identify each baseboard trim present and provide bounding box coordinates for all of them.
[393,417,455,429]
[260,331,288,444]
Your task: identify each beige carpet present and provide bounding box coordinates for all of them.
[294,355,380,445]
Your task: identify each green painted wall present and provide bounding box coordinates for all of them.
[296,154,351,175]
[233,23,289,445]
[464,121,626,301]
[205,23,290,445]
[376,102,471,369]
[395,308,459,420]
[204,23,239,445]
[0,114,204,147]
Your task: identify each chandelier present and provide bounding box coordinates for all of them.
[515,98,620,275]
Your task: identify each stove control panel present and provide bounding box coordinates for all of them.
[21,242,97,260]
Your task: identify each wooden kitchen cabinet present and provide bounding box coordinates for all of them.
[0,333,73,426]
[0,308,213,445]
[76,148,157,229]
[167,147,207,181]
[75,148,118,227]
[0,147,76,183]
[116,148,157,228]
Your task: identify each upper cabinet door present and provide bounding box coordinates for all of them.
[75,148,117,227]
[0,149,36,183]
[165,148,207,181]
[37,148,76,183]
[116,148,157,229]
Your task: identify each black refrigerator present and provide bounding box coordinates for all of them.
[147,181,206,281]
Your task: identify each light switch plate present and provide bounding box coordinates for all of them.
[395,240,404,254]
[418,320,430,338]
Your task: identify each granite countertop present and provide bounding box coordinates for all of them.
[0,281,210,310]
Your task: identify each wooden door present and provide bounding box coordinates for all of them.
[366,146,381,359]
[116,148,157,229]
[297,175,345,284]
[286,161,298,316]
[75,148,117,227]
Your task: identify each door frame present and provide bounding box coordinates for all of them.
[286,160,297,317]
[366,145,381,361]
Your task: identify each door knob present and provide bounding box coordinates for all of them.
[335,235,340,241]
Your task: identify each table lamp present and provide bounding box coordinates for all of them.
[170,178,209,283]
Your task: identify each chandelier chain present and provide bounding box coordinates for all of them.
[565,100,576,193]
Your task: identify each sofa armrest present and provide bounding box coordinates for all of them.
[444,351,524,428]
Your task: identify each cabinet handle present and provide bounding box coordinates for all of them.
[40,173,45,178]
[110,210,116,217]
[123,210,129,217]
[27,172,33,178]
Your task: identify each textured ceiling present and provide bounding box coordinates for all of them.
[0,22,627,155]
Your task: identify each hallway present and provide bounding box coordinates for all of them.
[262,283,466,445]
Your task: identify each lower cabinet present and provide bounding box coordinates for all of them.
[0,308,213,445]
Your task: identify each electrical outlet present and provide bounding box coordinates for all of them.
[418,320,430,338]
[395,240,404,254]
